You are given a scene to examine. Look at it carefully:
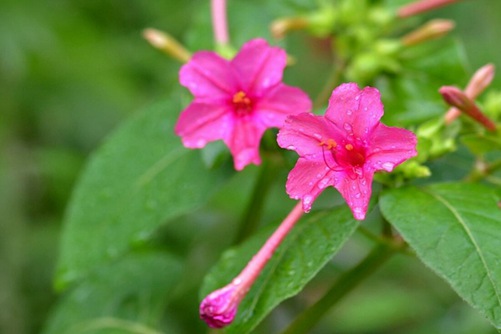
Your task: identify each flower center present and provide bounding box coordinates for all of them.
[319,139,366,177]
[232,91,253,115]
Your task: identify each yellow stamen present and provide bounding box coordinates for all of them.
[345,144,354,151]
[319,139,337,150]
[233,91,251,105]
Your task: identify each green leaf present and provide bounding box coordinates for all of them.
[200,206,358,334]
[380,183,501,329]
[379,38,469,126]
[44,252,182,334]
[461,133,501,155]
[56,95,230,289]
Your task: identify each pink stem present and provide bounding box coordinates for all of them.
[235,202,304,290]
[211,0,229,45]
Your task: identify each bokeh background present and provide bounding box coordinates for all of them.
[1,0,501,333]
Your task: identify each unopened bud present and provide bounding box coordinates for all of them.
[398,0,461,18]
[270,17,309,39]
[440,86,497,131]
[200,284,240,328]
[465,63,495,98]
[402,19,455,46]
[445,64,495,124]
[143,28,191,63]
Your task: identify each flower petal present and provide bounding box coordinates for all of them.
[326,83,383,139]
[366,124,418,172]
[180,51,236,99]
[231,39,287,94]
[277,113,340,159]
[175,102,232,148]
[285,158,336,212]
[256,84,312,127]
[334,171,373,220]
[225,118,265,170]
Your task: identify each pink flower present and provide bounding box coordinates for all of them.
[277,83,417,220]
[175,38,312,170]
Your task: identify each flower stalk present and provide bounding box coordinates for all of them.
[200,203,304,328]
[211,0,230,46]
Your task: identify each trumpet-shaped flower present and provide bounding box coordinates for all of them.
[175,38,312,170]
[278,83,417,220]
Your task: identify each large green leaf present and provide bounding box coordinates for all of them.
[200,205,358,334]
[380,183,501,329]
[56,95,229,289]
[44,252,182,334]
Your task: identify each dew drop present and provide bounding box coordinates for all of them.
[318,178,330,189]
[287,145,296,150]
[382,162,394,171]
[233,278,242,285]
[343,122,353,132]
[313,133,322,139]
[355,193,361,198]
[303,195,313,206]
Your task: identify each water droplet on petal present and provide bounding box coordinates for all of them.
[303,195,313,206]
[318,178,330,189]
[343,122,353,132]
[313,133,322,139]
[382,162,394,171]
[287,145,296,150]
[353,207,364,220]
[355,193,361,198]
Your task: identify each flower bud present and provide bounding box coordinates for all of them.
[445,64,495,124]
[270,17,309,39]
[398,0,462,18]
[440,86,497,131]
[143,28,191,63]
[200,284,240,328]
[401,19,455,46]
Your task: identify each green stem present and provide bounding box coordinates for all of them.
[281,244,397,334]
[233,156,281,245]
[313,58,345,109]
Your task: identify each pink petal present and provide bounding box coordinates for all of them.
[225,118,265,170]
[334,171,374,220]
[325,83,383,139]
[180,51,237,99]
[231,39,287,94]
[277,113,341,159]
[285,158,337,212]
[174,102,232,148]
[255,84,312,127]
[366,124,418,172]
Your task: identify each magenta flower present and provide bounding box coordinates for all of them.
[175,38,312,170]
[277,83,417,220]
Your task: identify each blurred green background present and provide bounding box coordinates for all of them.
[1,0,500,333]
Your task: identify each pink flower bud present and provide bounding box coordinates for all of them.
[401,19,455,46]
[439,86,497,131]
[200,284,240,328]
[445,64,495,124]
[398,0,461,18]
